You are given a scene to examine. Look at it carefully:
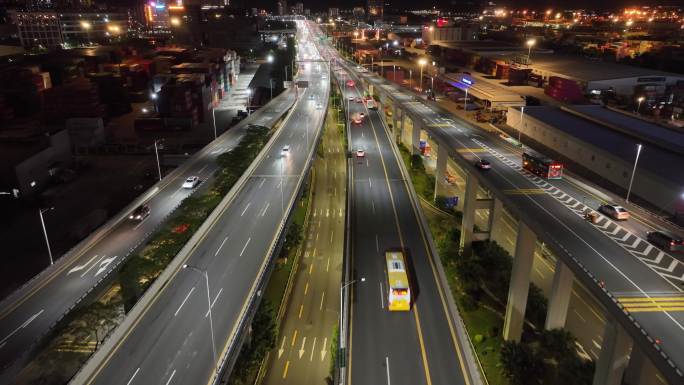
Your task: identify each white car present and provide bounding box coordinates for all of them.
[182,176,200,189]
[356,148,365,158]
[348,96,355,101]
[282,145,290,156]
[316,102,323,110]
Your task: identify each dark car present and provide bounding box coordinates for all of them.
[129,204,151,221]
[646,231,684,252]
[476,159,491,170]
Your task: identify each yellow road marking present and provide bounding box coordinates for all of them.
[413,305,433,385]
[282,360,290,379]
[299,304,304,319]
[309,262,314,275]
[456,148,488,153]
[618,297,684,302]
[304,282,309,295]
[503,188,545,195]
[625,307,684,312]
[618,296,684,312]
[428,123,452,127]
[291,329,298,347]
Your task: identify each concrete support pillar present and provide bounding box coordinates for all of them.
[458,172,478,257]
[593,318,633,385]
[503,221,536,342]
[623,346,655,385]
[411,120,421,155]
[487,198,503,234]
[544,259,573,330]
[433,143,448,201]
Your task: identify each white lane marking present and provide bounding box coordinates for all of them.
[320,291,326,310]
[95,256,118,277]
[310,336,317,361]
[299,336,307,359]
[385,356,391,385]
[205,288,223,317]
[259,178,266,189]
[126,368,140,385]
[241,202,252,216]
[379,281,385,309]
[197,164,209,174]
[330,231,334,244]
[0,309,44,347]
[326,256,330,272]
[67,254,99,275]
[369,177,372,189]
[165,369,176,385]
[261,202,270,216]
[240,237,252,256]
[371,201,375,215]
[375,234,379,253]
[81,254,107,278]
[174,287,195,317]
[278,336,286,359]
[215,236,229,256]
[321,337,328,361]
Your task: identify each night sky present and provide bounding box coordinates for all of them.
[237,0,684,12]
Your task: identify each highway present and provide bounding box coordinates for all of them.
[261,105,346,385]
[323,49,474,385]
[79,21,331,385]
[0,77,295,381]
[347,66,684,383]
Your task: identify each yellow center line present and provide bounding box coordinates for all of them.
[309,262,314,275]
[282,360,290,379]
[304,282,309,295]
[413,304,433,385]
[291,329,298,347]
[618,297,684,302]
[299,304,304,319]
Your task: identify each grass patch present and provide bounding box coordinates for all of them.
[397,142,434,200]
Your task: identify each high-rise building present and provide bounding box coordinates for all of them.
[277,0,287,16]
[9,10,128,48]
[366,0,382,22]
[293,2,303,15]
[352,6,364,21]
[328,7,339,19]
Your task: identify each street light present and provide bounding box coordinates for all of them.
[269,79,274,100]
[626,143,643,203]
[636,96,645,114]
[352,31,359,62]
[339,277,365,377]
[267,54,274,63]
[409,69,413,90]
[418,58,427,92]
[211,108,217,139]
[154,139,163,181]
[39,207,54,265]
[183,264,218,376]
[526,39,536,62]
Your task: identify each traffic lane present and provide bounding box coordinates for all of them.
[349,101,430,385]
[367,105,467,385]
[93,83,327,383]
[351,182,428,385]
[629,311,684,367]
[92,177,283,385]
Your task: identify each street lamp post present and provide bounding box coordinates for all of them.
[626,144,643,203]
[636,96,645,114]
[270,79,274,100]
[526,38,536,62]
[153,139,163,181]
[339,277,365,377]
[409,69,412,90]
[352,31,359,63]
[393,64,396,81]
[183,265,218,375]
[39,207,54,265]
[418,58,427,92]
[518,106,525,145]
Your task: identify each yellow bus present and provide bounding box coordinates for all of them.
[385,251,411,311]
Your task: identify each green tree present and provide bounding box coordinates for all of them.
[230,300,278,383]
[539,328,576,361]
[69,302,120,350]
[525,283,548,330]
[500,340,545,385]
[283,222,303,254]
[558,354,594,385]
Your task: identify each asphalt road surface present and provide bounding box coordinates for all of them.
[353,70,684,383]
[261,106,346,385]
[330,62,472,385]
[0,81,295,383]
[82,22,332,385]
